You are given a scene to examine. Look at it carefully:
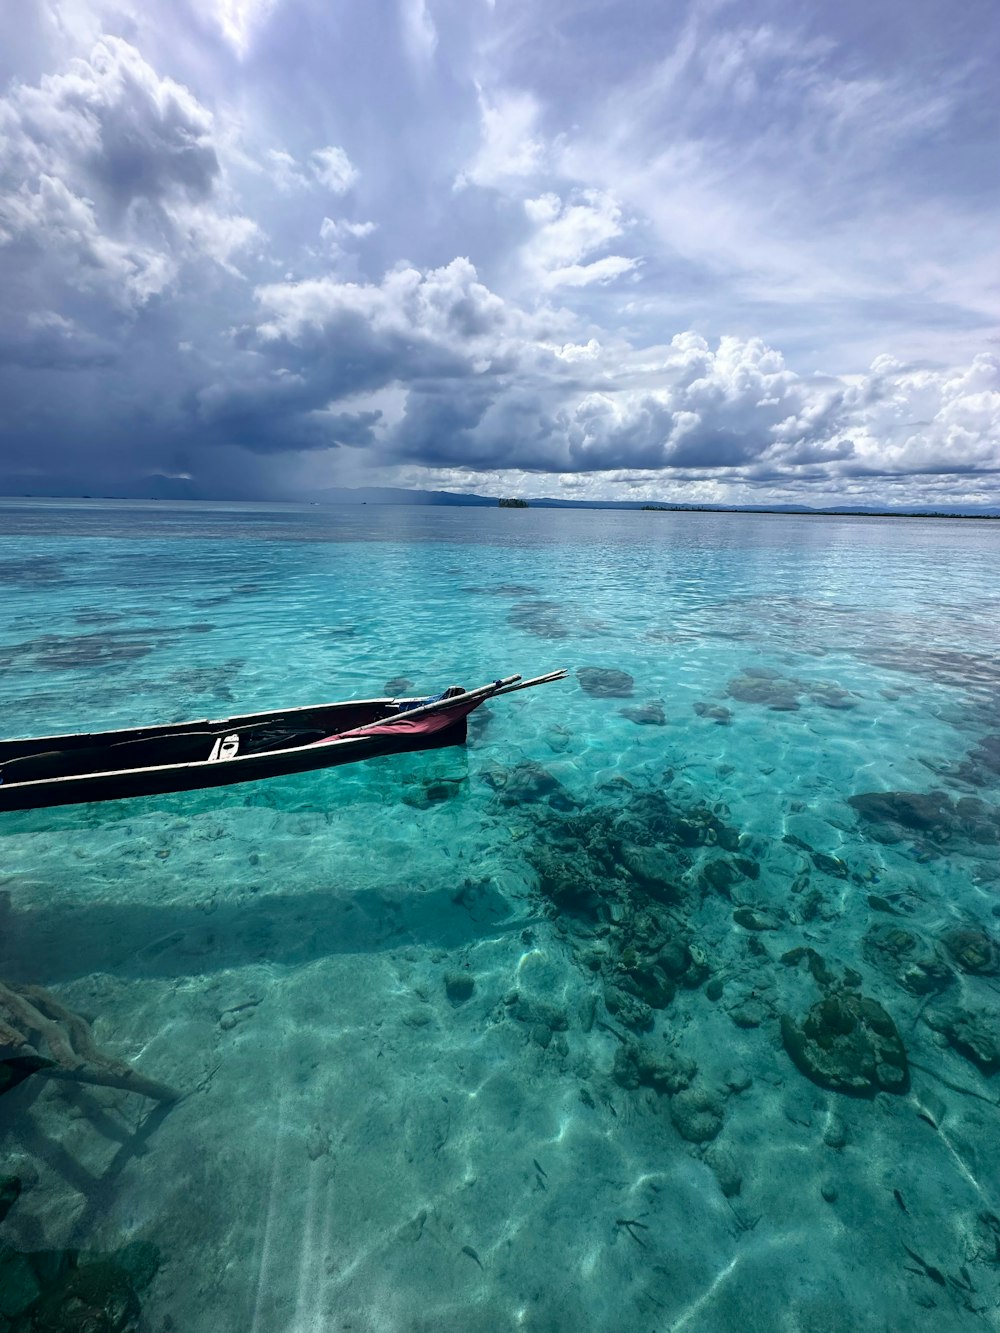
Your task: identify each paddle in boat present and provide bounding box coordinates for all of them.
[0,670,567,812]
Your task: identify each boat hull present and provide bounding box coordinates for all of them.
[0,699,468,813]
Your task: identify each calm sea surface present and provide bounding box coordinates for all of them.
[1,499,999,1331]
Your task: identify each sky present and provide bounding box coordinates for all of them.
[0,0,998,507]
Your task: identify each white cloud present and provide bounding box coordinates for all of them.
[310,145,359,194]
[840,354,1000,476]
[266,148,311,192]
[400,0,438,68]
[0,36,258,305]
[245,260,1000,488]
[213,0,278,59]
[255,256,515,354]
[1,172,177,305]
[320,216,377,243]
[521,190,637,289]
[263,145,359,195]
[456,88,546,189]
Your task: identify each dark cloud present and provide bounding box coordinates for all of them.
[0,2,996,505]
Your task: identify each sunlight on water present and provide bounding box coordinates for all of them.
[1,500,999,1331]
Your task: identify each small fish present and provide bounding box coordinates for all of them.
[616,1217,650,1249]
[903,1244,947,1287]
[461,1245,483,1270]
[893,1189,908,1213]
[533,1159,547,1179]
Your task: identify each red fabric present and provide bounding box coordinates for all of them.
[310,699,477,746]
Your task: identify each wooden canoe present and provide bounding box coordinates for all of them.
[0,670,566,812]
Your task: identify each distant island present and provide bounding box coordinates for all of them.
[4,487,998,519]
[296,486,999,518]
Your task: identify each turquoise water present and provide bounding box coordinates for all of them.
[1,499,999,1330]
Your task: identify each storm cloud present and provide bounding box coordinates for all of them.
[0,0,997,505]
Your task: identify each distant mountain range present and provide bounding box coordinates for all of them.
[307,485,1000,518]
[5,485,997,517]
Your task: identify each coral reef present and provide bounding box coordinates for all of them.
[0,1234,159,1331]
[781,989,909,1097]
[576,668,634,697]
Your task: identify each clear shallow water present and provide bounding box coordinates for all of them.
[1,499,999,1331]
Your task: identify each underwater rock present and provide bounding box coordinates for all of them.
[508,993,568,1033]
[17,632,156,671]
[898,957,954,997]
[543,723,573,753]
[705,978,724,1002]
[577,667,634,697]
[508,600,569,640]
[620,701,666,725]
[578,992,599,1032]
[603,985,654,1032]
[812,851,848,878]
[956,733,1000,786]
[612,1041,696,1095]
[953,796,1000,844]
[620,843,677,901]
[0,1240,158,1332]
[701,859,740,898]
[799,887,830,923]
[733,856,760,880]
[823,1114,849,1150]
[444,970,475,1004]
[624,791,741,853]
[384,677,414,694]
[474,583,540,598]
[703,1144,742,1197]
[530,845,615,918]
[781,946,836,987]
[867,894,902,915]
[726,673,801,711]
[732,907,780,932]
[820,1179,839,1203]
[681,943,710,989]
[941,925,998,975]
[670,1084,724,1143]
[657,938,694,981]
[0,556,67,587]
[849,790,952,835]
[924,1008,1000,1074]
[490,761,574,810]
[849,790,1000,845]
[781,990,909,1097]
[401,778,464,809]
[725,1068,753,1094]
[808,681,858,710]
[693,702,732,725]
[0,1175,21,1224]
[728,999,767,1029]
[614,954,676,1010]
[0,1250,41,1319]
[863,922,920,972]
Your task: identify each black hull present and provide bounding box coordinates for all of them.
[0,669,566,813]
[0,700,467,813]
